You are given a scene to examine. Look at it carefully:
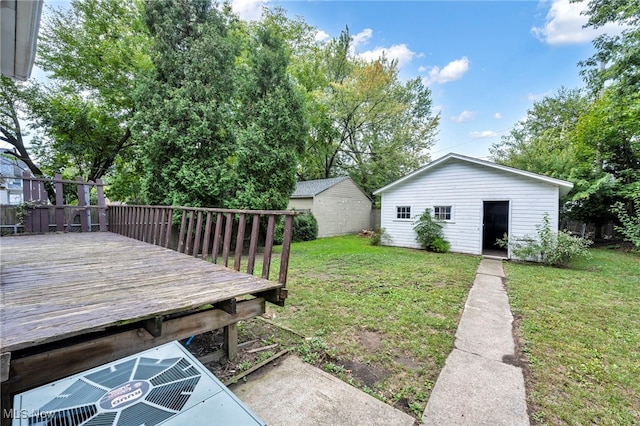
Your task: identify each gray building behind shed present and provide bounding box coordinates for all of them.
[288,177,372,237]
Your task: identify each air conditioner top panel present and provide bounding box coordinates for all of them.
[13,341,265,426]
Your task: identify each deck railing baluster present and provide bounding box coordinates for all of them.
[233,213,246,271]
[262,214,276,280]
[211,212,223,263]
[246,214,260,275]
[193,211,203,258]
[186,210,195,255]
[177,209,188,253]
[143,207,149,240]
[201,212,212,260]
[279,214,294,286]
[222,213,233,267]
[164,208,173,248]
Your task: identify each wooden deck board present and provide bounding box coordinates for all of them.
[0,232,282,353]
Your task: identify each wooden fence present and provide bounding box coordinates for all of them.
[0,173,107,234]
[109,205,296,289]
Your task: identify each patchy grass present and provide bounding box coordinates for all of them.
[263,235,480,416]
[504,249,640,425]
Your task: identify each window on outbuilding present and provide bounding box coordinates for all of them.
[396,206,411,219]
[434,206,452,221]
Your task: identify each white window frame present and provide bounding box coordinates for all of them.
[395,206,412,220]
[433,205,453,222]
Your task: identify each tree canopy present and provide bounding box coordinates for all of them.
[492,0,639,238]
[21,0,151,188]
[135,0,306,210]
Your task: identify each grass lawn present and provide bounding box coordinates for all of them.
[504,248,640,425]
[262,235,479,417]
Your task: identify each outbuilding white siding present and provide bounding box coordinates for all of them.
[375,154,572,258]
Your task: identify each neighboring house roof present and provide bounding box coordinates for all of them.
[373,152,574,197]
[291,177,350,198]
[1,0,44,80]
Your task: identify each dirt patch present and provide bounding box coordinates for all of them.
[183,318,303,384]
[360,330,383,352]
[337,358,390,388]
[393,354,421,371]
[511,313,538,423]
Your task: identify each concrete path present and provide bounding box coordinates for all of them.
[232,355,415,426]
[421,258,529,426]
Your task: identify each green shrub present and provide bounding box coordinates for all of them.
[430,237,450,253]
[274,212,319,244]
[413,208,450,253]
[497,213,592,267]
[613,197,640,250]
[370,227,388,246]
[292,213,318,242]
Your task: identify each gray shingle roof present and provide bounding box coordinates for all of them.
[291,177,349,198]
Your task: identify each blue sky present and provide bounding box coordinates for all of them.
[30,0,623,161]
[232,0,624,160]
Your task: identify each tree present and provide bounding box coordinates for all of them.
[0,77,48,179]
[490,88,622,234]
[134,0,241,207]
[231,23,307,210]
[31,0,150,188]
[294,28,439,197]
[576,0,640,96]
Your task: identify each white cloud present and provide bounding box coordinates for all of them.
[531,0,625,45]
[422,57,470,85]
[451,110,476,123]
[358,44,416,68]
[231,0,267,21]
[469,130,498,138]
[494,112,503,119]
[418,66,427,73]
[315,30,330,42]
[351,29,373,50]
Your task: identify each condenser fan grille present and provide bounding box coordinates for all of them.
[24,354,201,426]
[14,342,265,426]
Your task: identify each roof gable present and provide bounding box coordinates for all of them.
[373,152,574,197]
[291,177,349,198]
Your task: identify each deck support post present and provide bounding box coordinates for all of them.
[224,323,238,361]
[143,316,163,338]
[0,353,10,382]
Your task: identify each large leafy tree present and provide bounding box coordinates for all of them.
[575,0,640,238]
[489,88,619,229]
[292,27,439,197]
[0,77,47,179]
[30,0,150,187]
[576,0,640,96]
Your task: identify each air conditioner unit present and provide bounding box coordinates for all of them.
[13,341,265,426]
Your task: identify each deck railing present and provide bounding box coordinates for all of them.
[109,205,296,301]
[0,173,107,234]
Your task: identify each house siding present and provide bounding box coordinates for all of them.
[287,198,313,212]
[379,159,560,256]
[290,179,371,237]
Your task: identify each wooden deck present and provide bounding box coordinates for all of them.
[0,232,284,408]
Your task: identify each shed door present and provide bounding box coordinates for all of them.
[482,201,509,254]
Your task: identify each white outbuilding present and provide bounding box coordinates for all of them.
[373,153,574,258]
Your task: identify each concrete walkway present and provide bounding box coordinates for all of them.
[421,258,529,426]
[232,355,414,426]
